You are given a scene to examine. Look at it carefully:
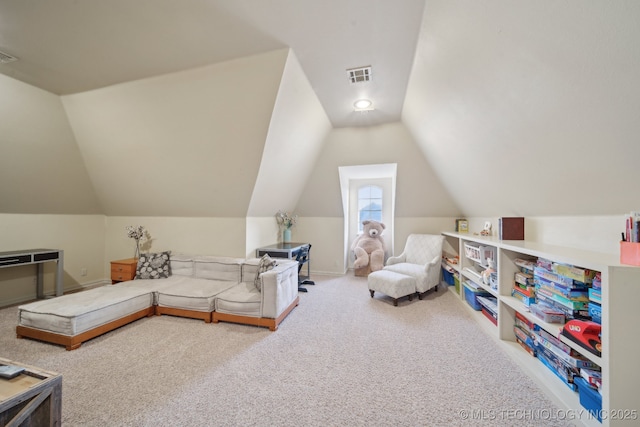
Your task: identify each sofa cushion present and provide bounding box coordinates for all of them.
[170,254,194,277]
[215,282,262,317]
[135,251,171,279]
[155,277,238,312]
[241,258,260,283]
[194,256,242,281]
[255,254,276,291]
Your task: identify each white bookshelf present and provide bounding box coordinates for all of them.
[442,231,640,427]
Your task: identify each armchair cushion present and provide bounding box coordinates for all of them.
[383,234,444,294]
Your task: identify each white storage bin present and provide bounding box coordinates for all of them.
[464,242,496,267]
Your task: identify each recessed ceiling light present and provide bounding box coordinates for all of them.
[354,99,373,111]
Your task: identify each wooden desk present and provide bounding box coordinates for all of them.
[0,249,64,298]
[0,357,62,426]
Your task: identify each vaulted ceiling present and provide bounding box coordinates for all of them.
[2,1,640,220]
[0,0,424,128]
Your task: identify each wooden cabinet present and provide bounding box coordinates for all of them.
[442,231,640,427]
[0,357,62,426]
[110,258,138,284]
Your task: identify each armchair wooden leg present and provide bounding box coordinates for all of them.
[393,298,398,306]
[369,290,375,298]
[408,294,413,301]
[418,292,423,300]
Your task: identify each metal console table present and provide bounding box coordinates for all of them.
[256,242,313,292]
[0,249,64,298]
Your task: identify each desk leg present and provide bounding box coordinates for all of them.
[55,251,64,297]
[36,263,44,299]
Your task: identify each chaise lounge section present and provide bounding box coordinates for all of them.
[16,285,155,351]
[16,253,299,350]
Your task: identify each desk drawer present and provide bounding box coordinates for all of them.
[0,255,31,266]
[34,252,59,262]
[257,250,290,259]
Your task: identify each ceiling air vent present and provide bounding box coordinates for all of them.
[347,66,371,84]
[0,50,18,63]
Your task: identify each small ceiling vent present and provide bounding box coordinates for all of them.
[347,66,371,84]
[0,50,18,63]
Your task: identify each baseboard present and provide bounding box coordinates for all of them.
[64,279,111,294]
[312,270,346,277]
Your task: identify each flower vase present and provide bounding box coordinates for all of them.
[283,228,292,243]
[134,242,140,259]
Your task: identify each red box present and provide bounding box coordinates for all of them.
[481,307,498,326]
[499,217,524,240]
[620,241,640,266]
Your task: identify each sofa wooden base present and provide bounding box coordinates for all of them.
[155,306,212,323]
[212,296,299,331]
[16,306,155,351]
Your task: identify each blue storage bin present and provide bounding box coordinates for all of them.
[463,281,491,311]
[574,377,602,422]
[442,268,455,285]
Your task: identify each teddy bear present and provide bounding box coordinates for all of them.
[351,220,386,271]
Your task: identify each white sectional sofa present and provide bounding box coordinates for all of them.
[16,253,299,350]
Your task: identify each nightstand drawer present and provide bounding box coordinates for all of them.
[110,258,138,283]
[111,264,135,275]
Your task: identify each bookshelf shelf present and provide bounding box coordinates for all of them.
[442,231,640,427]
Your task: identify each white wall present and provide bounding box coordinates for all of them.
[247,50,332,217]
[0,73,105,307]
[0,74,101,214]
[292,217,345,274]
[296,122,460,217]
[105,216,247,264]
[62,49,289,217]
[403,0,640,218]
[0,214,106,307]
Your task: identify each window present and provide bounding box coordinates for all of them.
[357,185,383,232]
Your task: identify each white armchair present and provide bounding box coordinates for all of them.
[383,234,445,297]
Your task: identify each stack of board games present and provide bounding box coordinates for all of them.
[532,258,595,322]
[588,272,602,324]
[513,311,537,357]
[476,295,497,325]
[533,326,601,391]
[512,258,536,306]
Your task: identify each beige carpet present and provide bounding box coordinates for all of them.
[0,275,571,426]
